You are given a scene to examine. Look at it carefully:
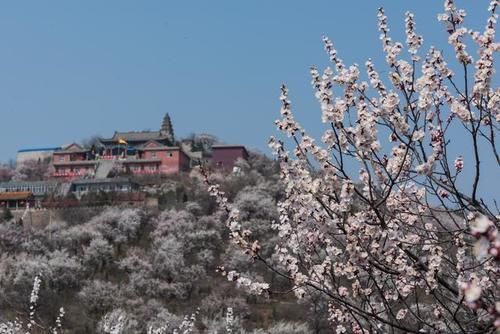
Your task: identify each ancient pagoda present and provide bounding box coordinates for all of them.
[160,113,175,144]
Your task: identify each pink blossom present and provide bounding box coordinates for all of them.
[454,156,464,172]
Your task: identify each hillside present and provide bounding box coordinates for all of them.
[0,153,325,333]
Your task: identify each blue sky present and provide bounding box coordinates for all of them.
[0,0,490,161]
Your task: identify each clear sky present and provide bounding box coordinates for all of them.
[0,1,491,160]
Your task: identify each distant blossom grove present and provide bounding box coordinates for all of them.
[209,0,500,332]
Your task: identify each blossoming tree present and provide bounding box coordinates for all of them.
[209,0,500,332]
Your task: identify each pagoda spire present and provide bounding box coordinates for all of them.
[160,113,175,144]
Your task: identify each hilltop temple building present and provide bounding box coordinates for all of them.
[50,113,248,180]
[99,113,175,157]
[1,114,251,209]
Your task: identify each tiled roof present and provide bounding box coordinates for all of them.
[136,140,167,150]
[0,181,59,188]
[0,191,33,201]
[212,145,249,156]
[101,131,168,143]
[138,145,181,151]
[53,143,89,154]
[17,147,61,153]
[71,177,136,185]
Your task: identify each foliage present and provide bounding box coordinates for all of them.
[0,163,15,182]
[0,153,312,333]
[2,207,13,222]
[1,1,498,333]
[209,1,500,332]
[13,158,52,181]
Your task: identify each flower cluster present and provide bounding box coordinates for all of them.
[471,1,499,100]
[378,8,402,67]
[224,270,270,295]
[404,11,423,61]
[225,307,234,334]
[439,0,472,64]
[0,276,65,334]
[470,215,499,260]
[209,1,500,332]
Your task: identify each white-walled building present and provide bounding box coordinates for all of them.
[16,147,61,166]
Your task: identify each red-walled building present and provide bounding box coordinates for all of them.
[211,145,249,171]
[52,143,98,179]
[52,141,192,178]
[122,140,190,175]
[50,138,250,180]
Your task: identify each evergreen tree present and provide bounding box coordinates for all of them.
[2,207,13,221]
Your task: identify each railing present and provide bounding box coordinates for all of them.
[102,155,145,161]
[53,171,93,177]
[128,167,179,175]
[129,169,161,175]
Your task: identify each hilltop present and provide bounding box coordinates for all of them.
[0,114,249,213]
